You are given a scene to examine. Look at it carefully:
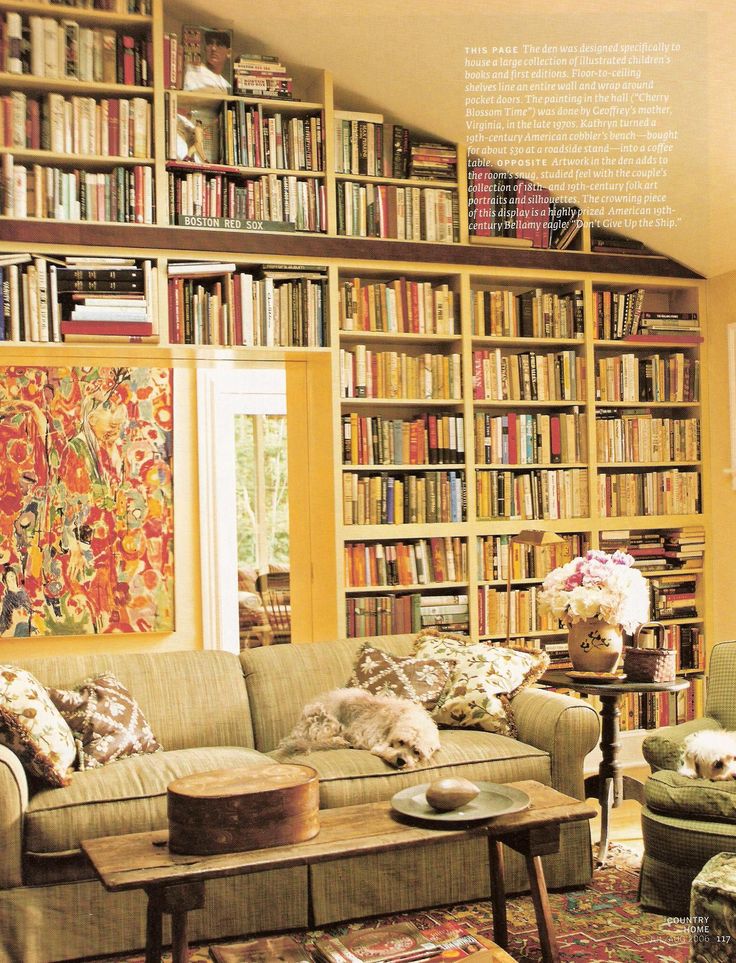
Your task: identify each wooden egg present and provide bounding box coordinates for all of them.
[425,777,480,812]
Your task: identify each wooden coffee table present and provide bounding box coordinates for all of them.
[82,779,594,963]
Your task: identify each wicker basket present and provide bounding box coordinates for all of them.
[622,622,676,683]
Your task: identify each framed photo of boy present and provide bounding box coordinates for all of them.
[182,25,233,92]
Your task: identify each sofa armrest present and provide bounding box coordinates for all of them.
[642,716,721,772]
[512,687,600,800]
[0,744,28,889]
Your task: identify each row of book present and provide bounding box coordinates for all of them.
[338,277,458,336]
[166,98,324,172]
[474,410,586,466]
[597,469,700,517]
[477,533,586,583]
[599,527,705,571]
[336,182,458,242]
[1,156,154,222]
[167,264,327,347]
[467,165,582,249]
[477,585,562,636]
[344,537,467,587]
[0,92,151,158]
[594,289,645,339]
[564,679,705,730]
[334,112,457,182]
[0,255,157,342]
[595,412,700,463]
[48,1,151,12]
[345,593,469,638]
[340,348,463,401]
[341,413,465,467]
[0,12,150,85]
[476,468,589,521]
[471,287,584,340]
[595,353,700,404]
[167,165,326,233]
[650,576,699,620]
[342,470,466,526]
[472,348,585,402]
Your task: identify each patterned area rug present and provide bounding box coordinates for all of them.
[91,845,691,962]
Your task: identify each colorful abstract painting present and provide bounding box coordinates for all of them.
[0,366,174,636]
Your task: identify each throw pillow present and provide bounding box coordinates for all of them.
[347,644,453,711]
[413,630,550,737]
[47,672,162,770]
[0,665,76,787]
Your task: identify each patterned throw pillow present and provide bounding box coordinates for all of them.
[347,644,453,710]
[0,665,76,787]
[47,673,162,770]
[413,630,550,737]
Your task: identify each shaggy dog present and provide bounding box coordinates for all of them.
[277,688,441,769]
[679,730,736,780]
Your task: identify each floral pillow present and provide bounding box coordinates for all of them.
[47,673,162,770]
[347,644,453,711]
[413,630,550,737]
[0,665,77,787]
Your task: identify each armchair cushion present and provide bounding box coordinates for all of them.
[642,717,721,772]
[646,770,736,823]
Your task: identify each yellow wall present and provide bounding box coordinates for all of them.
[706,270,736,644]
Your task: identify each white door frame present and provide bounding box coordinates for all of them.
[197,365,286,652]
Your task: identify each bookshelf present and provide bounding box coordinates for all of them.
[0,0,710,727]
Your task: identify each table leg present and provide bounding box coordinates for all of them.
[488,839,508,949]
[598,777,614,866]
[598,695,622,808]
[144,890,163,963]
[526,854,561,963]
[171,909,189,963]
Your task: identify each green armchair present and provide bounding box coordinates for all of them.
[639,641,736,915]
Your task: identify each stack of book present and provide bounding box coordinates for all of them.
[233,53,293,100]
[311,920,492,961]
[650,576,699,620]
[408,141,457,181]
[471,287,584,339]
[334,111,385,176]
[599,530,667,570]
[635,311,702,344]
[594,288,645,339]
[663,527,705,569]
[57,257,156,342]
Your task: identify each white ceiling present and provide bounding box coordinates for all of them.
[171,0,736,278]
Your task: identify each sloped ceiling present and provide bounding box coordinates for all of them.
[171,0,735,278]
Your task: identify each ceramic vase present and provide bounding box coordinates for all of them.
[567,618,624,673]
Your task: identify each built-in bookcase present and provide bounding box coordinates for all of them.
[0,0,710,730]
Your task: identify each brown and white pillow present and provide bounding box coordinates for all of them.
[0,665,76,787]
[347,644,453,711]
[47,673,162,770]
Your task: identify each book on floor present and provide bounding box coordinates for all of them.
[210,935,314,962]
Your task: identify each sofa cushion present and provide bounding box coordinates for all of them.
[0,665,76,788]
[645,769,736,823]
[24,745,271,867]
[347,644,453,710]
[12,651,255,752]
[47,673,162,770]
[413,633,549,738]
[269,729,550,808]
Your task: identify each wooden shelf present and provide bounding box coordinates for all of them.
[0,1,151,24]
[595,400,700,409]
[594,339,702,351]
[473,399,585,409]
[0,73,152,95]
[341,398,463,407]
[598,461,701,469]
[477,463,585,470]
[0,148,154,167]
[172,90,324,114]
[342,464,465,472]
[472,336,585,348]
[345,582,468,594]
[336,172,458,190]
[339,330,461,343]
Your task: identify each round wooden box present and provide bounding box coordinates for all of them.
[167,763,320,856]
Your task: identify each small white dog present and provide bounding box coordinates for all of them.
[277,688,441,770]
[679,730,736,780]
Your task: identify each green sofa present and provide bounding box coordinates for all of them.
[0,636,599,962]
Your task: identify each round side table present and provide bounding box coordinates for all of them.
[538,670,689,864]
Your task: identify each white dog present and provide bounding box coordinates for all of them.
[277,688,441,770]
[679,730,736,780]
